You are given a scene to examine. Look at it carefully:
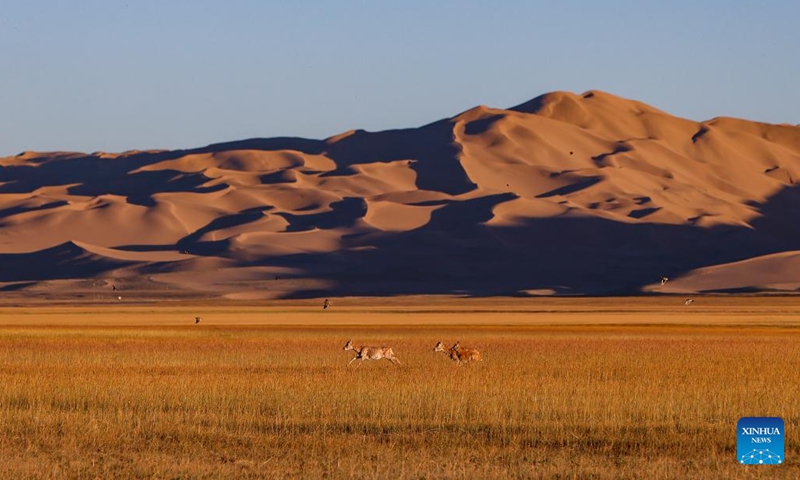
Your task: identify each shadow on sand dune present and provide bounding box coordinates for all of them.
[2,94,800,296]
[325,123,476,195]
[3,181,799,295]
[0,242,135,282]
[247,183,800,297]
[0,138,326,195]
[1,122,474,203]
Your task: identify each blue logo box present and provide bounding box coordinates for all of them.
[737,417,784,465]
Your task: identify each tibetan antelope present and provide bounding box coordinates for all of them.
[660,276,669,286]
[433,341,460,363]
[452,342,482,364]
[343,340,401,368]
[685,298,694,306]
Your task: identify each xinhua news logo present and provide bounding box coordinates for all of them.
[737,417,784,465]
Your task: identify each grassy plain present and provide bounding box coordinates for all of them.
[0,296,797,478]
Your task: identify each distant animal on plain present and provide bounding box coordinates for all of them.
[452,341,482,364]
[685,298,694,306]
[343,340,401,368]
[112,285,117,291]
[195,316,201,324]
[323,299,330,310]
[433,341,462,364]
[661,276,669,286]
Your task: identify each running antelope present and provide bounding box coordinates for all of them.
[343,340,401,368]
[433,341,460,363]
[452,342,482,364]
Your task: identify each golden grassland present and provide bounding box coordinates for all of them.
[0,297,798,478]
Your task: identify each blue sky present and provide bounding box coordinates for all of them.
[1,1,798,155]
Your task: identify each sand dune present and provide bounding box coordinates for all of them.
[2,90,799,298]
[648,251,800,293]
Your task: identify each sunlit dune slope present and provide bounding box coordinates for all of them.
[2,90,799,297]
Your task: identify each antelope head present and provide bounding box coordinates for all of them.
[433,341,445,352]
[343,340,355,351]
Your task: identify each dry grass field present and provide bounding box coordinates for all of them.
[0,296,797,478]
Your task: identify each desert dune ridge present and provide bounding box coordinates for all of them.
[2,90,799,298]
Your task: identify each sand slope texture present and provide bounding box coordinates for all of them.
[2,90,799,299]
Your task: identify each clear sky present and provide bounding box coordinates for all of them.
[1,0,798,155]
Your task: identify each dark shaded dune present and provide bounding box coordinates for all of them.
[68,169,227,202]
[628,207,662,219]
[177,208,272,247]
[463,114,506,136]
[258,183,800,298]
[0,199,68,221]
[200,137,326,155]
[0,281,37,292]
[0,155,151,194]
[745,182,800,243]
[0,242,135,282]
[260,170,298,184]
[424,193,516,232]
[324,123,477,195]
[0,138,326,195]
[276,223,652,296]
[275,197,368,232]
[536,176,603,198]
[691,125,710,143]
